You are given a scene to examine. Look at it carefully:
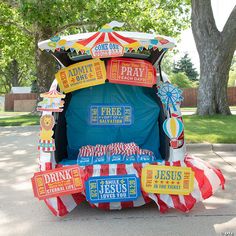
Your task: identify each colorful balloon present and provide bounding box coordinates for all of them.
[163,117,183,139]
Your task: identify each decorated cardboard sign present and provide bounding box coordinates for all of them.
[55,58,106,93]
[107,58,156,87]
[157,83,183,111]
[141,165,194,195]
[90,104,132,126]
[38,114,55,151]
[31,165,84,200]
[86,175,140,203]
[37,90,65,112]
[163,117,184,149]
[91,42,124,58]
[77,156,93,166]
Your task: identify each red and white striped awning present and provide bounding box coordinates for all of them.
[38,21,176,58]
[40,89,65,98]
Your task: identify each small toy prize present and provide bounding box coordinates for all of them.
[31,21,225,217]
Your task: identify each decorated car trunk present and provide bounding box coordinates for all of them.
[32,22,225,217]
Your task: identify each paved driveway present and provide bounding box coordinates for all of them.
[0,126,235,236]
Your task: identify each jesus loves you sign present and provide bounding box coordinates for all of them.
[85,175,140,203]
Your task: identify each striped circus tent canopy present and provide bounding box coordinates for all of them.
[75,22,140,51]
[40,89,65,98]
[38,21,176,57]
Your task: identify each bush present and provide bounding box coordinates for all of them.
[169,72,195,88]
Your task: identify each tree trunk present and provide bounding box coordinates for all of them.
[191,0,236,115]
[11,59,20,87]
[34,28,56,93]
[197,46,233,115]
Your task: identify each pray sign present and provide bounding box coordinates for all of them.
[31,165,84,200]
[107,58,156,87]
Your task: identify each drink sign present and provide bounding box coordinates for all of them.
[86,175,140,203]
[141,165,194,195]
[55,58,106,93]
[107,58,156,87]
[90,104,132,126]
[31,165,84,200]
[91,42,124,58]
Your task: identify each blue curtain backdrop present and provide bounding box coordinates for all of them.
[66,83,161,159]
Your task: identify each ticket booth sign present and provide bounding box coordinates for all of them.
[55,58,106,93]
[31,165,84,200]
[86,175,140,203]
[107,58,156,87]
[141,165,194,195]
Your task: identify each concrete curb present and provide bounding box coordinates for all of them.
[186,143,236,152]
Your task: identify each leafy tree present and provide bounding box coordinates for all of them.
[1,0,191,93]
[31,80,38,93]
[228,71,236,87]
[161,51,175,75]
[191,0,236,115]
[228,58,236,87]
[0,2,36,94]
[173,53,198,81]
[169,72,196,88]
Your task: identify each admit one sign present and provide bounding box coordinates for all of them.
[55,58,106,93]
[141,165,194,195]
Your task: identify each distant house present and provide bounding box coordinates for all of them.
[5,87,37,112]
[10,87,31,94]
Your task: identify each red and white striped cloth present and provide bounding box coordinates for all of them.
[43,154,225,217]
[38,140,55,152]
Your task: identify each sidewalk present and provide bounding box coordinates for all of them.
[181,107,236,115]
[0,126,235,236]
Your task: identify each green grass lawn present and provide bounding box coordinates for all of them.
[0,114,40,126]
[183,115,236,143]
[0,112,235,143]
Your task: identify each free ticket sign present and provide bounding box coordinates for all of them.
[55,58,106,93]
[90,104,132,126]
[141,165,194,195]
[86,175,140,203]
[31,165,84,200]
[107,58,156,87]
